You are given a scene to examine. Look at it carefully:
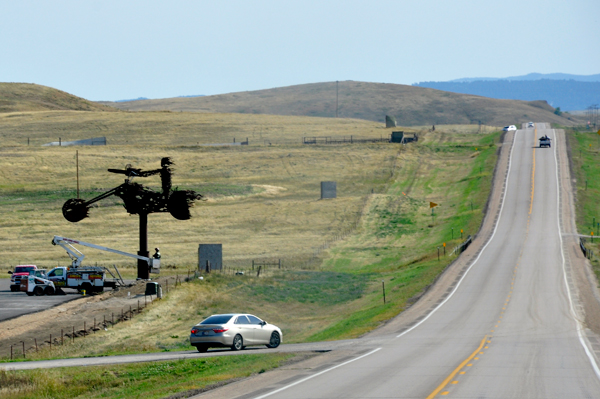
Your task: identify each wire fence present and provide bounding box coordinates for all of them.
[0,277,185,361]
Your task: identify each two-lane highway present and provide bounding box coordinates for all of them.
[238,125,600,399]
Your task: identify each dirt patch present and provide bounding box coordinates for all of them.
[0,275,178,358]
[203,184,286,203]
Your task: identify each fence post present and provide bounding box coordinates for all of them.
[73,326,75,343]
[35,338,38,352]
[50,334,52,351]
[256,265,262,278]
[61,329,64,345]
[22,341,25,359]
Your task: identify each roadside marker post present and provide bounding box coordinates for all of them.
[382,281,386,304]
[461,229,464,239]
[443,242,446,256]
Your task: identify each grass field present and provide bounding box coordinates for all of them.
[0,108,500,355]
[0,108,502,397]
[0,353,299,399]
[566,128,600,280]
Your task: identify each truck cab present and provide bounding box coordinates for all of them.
[9,265,37,292]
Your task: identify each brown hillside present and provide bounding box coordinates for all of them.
[0,83,116,113]
[106,81,576,126]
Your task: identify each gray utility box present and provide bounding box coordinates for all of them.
[198,244,223,271]
[321,181,337,199]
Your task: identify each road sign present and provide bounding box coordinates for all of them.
[430,202,438,208]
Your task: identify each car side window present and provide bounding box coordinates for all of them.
[247,315,262,325]
[235,316,250,324]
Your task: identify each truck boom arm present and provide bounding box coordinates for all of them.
[52,236,155,268]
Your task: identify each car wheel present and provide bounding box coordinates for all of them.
[33,286,44,296]
[266,332,281,348]
[196,345,208,353]
[44,286,55,295]
[231,334,243,351]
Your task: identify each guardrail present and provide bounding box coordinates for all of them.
[451,235,472,256]
[580,237,594,259]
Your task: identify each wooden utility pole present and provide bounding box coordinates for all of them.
[336,81,339,118]
[76,150,80,199]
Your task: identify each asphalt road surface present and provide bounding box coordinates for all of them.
[0,279,80,322]
[231,125,600,399]
[4,125,600,399]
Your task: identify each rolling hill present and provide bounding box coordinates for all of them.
[0,83,116,113]
[103,81,576,126]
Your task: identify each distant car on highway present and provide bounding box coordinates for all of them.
[190,313,282,353]
[503,125,517,132]
[527,122,535,128]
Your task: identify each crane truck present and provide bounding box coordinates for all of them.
[20,236,160,296]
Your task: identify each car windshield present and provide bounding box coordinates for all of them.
[15,266,35,273]
[200,315,233,325]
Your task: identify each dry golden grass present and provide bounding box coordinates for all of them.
[0,108,503,356]
[0,111,408,275]
[0,83,115,113]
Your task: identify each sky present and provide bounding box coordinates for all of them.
[1,0,599,101]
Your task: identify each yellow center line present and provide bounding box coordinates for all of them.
[425,335,489,399]
[529,126,537,215]
[426,126,539,399]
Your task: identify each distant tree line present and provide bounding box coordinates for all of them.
[414,79,600,111]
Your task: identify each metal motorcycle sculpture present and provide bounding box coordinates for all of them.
[61,157,202,279]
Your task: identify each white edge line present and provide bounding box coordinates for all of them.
[252,347,382,399]
[396,130,519,338]
[552,128,600,380]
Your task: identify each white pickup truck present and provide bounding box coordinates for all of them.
[45,266,118,293]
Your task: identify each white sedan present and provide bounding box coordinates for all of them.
[190,313,282,352]
[503,125,517,132]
